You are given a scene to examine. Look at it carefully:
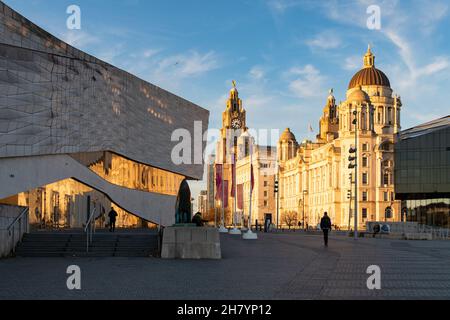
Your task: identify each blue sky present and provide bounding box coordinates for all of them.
[4,0,450,207]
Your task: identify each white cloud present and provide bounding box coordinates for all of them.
[417,1,449,34]
[385,30,450,84]
[157,50,219,78]
[415,56,450,78]
[287,65,326,98]
[343,55,361,71]
[249,66,265,80]
[143,49,161,58]
[267,0,302,14]
[61,30,98,48]
[306,31,342,50]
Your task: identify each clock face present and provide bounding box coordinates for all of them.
[231,118,242,129]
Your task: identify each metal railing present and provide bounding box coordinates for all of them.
[418,224,450,240]
[7,207,29,255]
[84,207,96,252]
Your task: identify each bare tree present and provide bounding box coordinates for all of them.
[283,211,298,229]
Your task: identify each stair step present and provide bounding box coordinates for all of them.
[15,230,160,257]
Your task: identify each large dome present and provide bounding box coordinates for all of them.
[348,46,391,90]
[348,67,390,89]
[347,86,370,102]
[279,128,296,142]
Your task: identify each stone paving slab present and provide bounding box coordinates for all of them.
[1,233,450,300]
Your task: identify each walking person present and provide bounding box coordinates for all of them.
[320,212,332,247]
[108,207,118,232]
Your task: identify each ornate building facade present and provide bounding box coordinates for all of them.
[212,83,276,226]
[278,47,402,229]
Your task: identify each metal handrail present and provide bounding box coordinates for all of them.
[7,207,29,232]
[7,207,29,255]
[84,207,96,253]
[84,207,96,232]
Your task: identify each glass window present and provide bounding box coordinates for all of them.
[362,172,368,185]
[362,157,368,167]
[383,192,388,202]
[362,208,368,219]
[362,191,368,202]
[385,207,393,219]
[383,173,389,185]
[362,143,368,152]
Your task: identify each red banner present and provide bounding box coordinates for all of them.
[231,159,236,197]
[215,164,222,201]
[223,180,229,208]
[237,184,244,210]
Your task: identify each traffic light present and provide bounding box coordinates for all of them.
[347,190,352,200]
[274,180,279,193]
[348,147,357,169]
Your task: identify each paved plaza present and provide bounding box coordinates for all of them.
[1,232,450,300]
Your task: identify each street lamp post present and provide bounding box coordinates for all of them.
[276,168,280,230]
[230,153,241,235]
[218,164,228,233]
[243,135,257,240]
[348,109,358,240]
[302,190,308,231]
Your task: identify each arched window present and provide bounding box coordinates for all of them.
[380,141,392,151]
[383,172,390,185]
[361,111,366,130]
[388,107,393,124]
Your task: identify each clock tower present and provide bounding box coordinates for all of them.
[215,81,247,225]
[217,81,247,164]
[222,81,246,131]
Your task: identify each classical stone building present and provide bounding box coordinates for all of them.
[212,83,276,226]
[0,2,209,229]
[278,47,402,229]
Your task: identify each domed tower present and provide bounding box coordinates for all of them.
[343,45,401,135]
[278,128,298,162]
[318,89,339,142]
[338,46,402,224]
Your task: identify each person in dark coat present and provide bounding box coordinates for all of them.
[108,207,118,232]
[192,212,205,227]
[320,212,332,246]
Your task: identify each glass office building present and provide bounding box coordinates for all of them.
[395,116,450,228]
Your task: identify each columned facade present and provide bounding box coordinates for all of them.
[278,47,402,229]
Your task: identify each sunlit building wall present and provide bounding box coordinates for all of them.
[0,3,209,228]
[278,47,402,229]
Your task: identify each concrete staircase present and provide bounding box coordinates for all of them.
[15,230,160,257]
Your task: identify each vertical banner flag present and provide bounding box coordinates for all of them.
[231,154,236,197]
[223,180,229,208]
[237,184,244,210]
[250,163,255,194]
[215,164,222,201]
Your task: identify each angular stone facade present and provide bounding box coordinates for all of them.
[0,2,209,227]
[0,2,208,179]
